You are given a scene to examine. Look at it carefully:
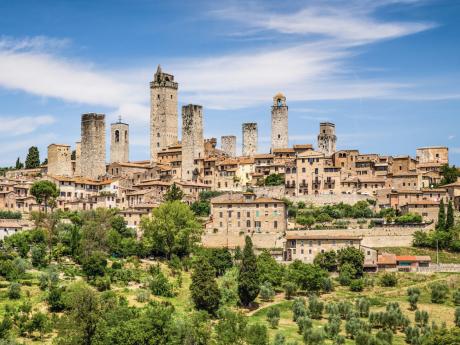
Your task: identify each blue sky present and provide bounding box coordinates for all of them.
[0,0,459,165]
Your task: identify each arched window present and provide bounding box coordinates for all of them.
[277,99,282,107]
[115,130,120,143]
[125,130,128,143]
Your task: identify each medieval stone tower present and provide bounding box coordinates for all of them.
[150,65,178,163]
[317,122,337,156]
[81,113,106,180]
[242,123,258,156]
[47,144,72,177]
[110,118,129,163]
[271,92,288,151]
[221,135,236,157]
[181,104,204,181]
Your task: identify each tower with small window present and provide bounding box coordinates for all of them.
[317,122,337,156]
[181,104,204,181]
[110,117,129,163]
[271,92,288,151]
[150,65,178,163]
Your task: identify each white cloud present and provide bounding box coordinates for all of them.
[0,115,55,136]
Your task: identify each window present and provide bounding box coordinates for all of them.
[247,212,250,217]
[246,220,251,227]
[237,212,241,219]
[115,130,120,142]
[274,221,278,228]
[309,249,312,254]
[219,212,223,218]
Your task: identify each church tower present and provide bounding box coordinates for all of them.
[110,117,129,163]
[271,92,288,151]
[150,65,178,163]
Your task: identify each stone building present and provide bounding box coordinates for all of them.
[181,104,204,181]
[110,119,129,163]
[74,142,81,177]
[150,65,178,163]
[271,92,288,151]
[221,135,236,157]
[416,146,448,165]
[47,144,72,177]
[80,113,106,180]
[317,122,337,156]
[242,123,258,156]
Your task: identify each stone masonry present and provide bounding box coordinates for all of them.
[221,135,236,157]
[181,104,204,181]
[317,122,337,156]
[271,92,288,150]
[110,119,129,163]
[242,123,258,156]
[150,65,178,163]
[81,113,106,180]
[47,144,72,177]
[74,141,81,176]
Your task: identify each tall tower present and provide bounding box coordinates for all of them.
[74,141,81,176]
[317,122,337,156]
[47,144,72,177]
[271,92,288,150]
[181,104,204,181]
[81,113,106,180]
[150,65,178,163]
[221,135,236,157]
[242,123,258,156]
[110,117,129,163]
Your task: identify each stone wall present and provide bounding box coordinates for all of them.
[74,141,81,177]
[271,94,288,150]
[416,146,448,164]
[110,122,129,163]
[150,66,178,163]
[221,135,236,157]
[47,144,72,177]
[81,113,106,180]
[181,104,204,181]
[242,123,258,156]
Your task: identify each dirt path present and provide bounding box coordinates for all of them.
[246,293,286,316]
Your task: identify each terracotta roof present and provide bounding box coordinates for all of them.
[377,253,397,265]
[293,144,313,149]
[254,154,274,159]
[211,193,282,205]
[273,148,295,153]
[0,220,23,228]
[396,256,417,261]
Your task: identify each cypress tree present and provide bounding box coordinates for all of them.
[437,199,446,231]
[446,200,455,230]
[238,236,259,307]
[25,146,40,169]
[15,157,23,169]
[190,257,220,315]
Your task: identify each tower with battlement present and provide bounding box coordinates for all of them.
[47,144,72,177]
[150,65,178,163]
[221,135,236,157]
[242,123,258,156]
[317,122,337,156]
[110,118,129,163]
[81,113,106,180]
[271,92,288,151]
[181,104,204,181]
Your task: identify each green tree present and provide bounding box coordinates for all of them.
[141,201,202,259]
[455,307,460,327]
[30,180,59,213]
[314,250,337,272]
[286,260,327,292]
[446,200,455,230]
[164,183,184,201]
[437,199,446,231]
[190,257,220,315]
[296,215,315,229]
[439,164,460,185]
[214,308,247,345]
[25,146,40,169]
[264,174,284,186]
[82,251,107,278]
[8,283,21,299]
[257,250,284,287]
[15,157,23,170]
[238,236,260,307]
[246,323,269,345]
[266,306,280,328]
[337,247,364,278]
[430,281,449,303]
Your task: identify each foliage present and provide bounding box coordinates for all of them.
[283,281,297,299]
[313,250,337,272]
[446,200,455,230]
[0,211,22,219]
[219,267,239,306]
[214,308,248,345]
[338,263,356,286]
[337,247,364,278]
[190,257,220,315]
[25,146,40,169]
[439,164,460,186]
[7,283,21,299]
[286,260,327,292]
[164,183,184,201]
[355,298,370,318]
[148,267,174,297]
[395,213,422,224]
[141,201,202,259]
[257,250,284,287]
[437,199,446,231]
[238,236,260,307]
[308,295,324,319]
[380,273,398,287]
[259,281,275,302]
[264,173,284,186]
[408,287,420,311]
[246,323,269,345]
[349,279,364,292]
[266,306,281,328]
[430,281,449,303]
[82,250,107,278]
[30,180,59,211]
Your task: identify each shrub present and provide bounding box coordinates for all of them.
[380,273,398,287]
[149,270,174,297]
[338,263,356,286]
[303,327,325,345]
[292,297,307,322]
[296,316,313,335]
[324,316,341,339]
[430,281,449,304]
[8,283,21,299]
[245,323,269,345]
[350,279,364,292]
[453,289,460,306]
[308,295,324,319]
[321,277,334,293]
[337,301,355,320]
[266,306,280,329]
[94,276,111,291]
[455,307,460,327]
[259,281,275,301]
[415,310,429,327]
[283,281,297,300]
[355,298,370,317]
[136,289,150,303]
[111,261,122,270]
[408,293,419,311]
